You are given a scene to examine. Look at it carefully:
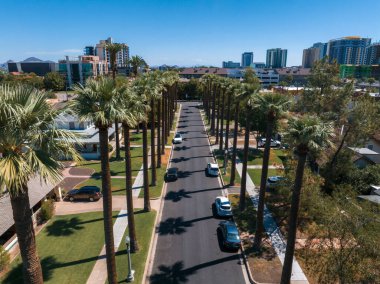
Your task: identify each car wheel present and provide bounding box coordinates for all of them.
[89,197,94,202]
[69,197,74,202]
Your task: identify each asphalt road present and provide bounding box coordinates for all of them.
[149,102,247,284]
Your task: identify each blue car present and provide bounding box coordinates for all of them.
[218,221,241,251]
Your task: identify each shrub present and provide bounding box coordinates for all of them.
[0,245,10,272]
[39,199,55,222]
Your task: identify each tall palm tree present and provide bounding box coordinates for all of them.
[254,93,291,249]
[106,43,123,160]
[224,80,234,151]
[72,77,121,283]
[128,55,147,77]
[0,84,80,284]
[280,116,334,284]
[118,84,146,252]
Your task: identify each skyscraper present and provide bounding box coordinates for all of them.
[241,52,254,67]
[312,42,327,59]
[302,42,327,68]
[327,36,371,65]
[365,42,380,65]
[266,48,287,68]
[93,37,130,67]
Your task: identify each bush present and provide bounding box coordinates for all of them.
[0,245,10,272]
[39,199,55,222]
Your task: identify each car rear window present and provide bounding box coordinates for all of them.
[221,205,231,210]
[227,233,239,240]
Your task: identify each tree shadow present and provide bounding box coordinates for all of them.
[171,157,190,163]
[165,189,191,202]
[174,146,191,151]
[177,171,192,179]
[150,261,194,284]
[177,125,187,129]
[157,217,192,235]
[45,217,85,236]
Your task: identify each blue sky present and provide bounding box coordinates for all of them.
[1,0,380,66]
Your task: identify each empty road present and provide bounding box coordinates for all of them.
[149,102,247,284]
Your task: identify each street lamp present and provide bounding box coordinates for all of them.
[125,236,135,282]
[223,149,228,175]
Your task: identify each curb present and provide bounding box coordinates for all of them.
[142,103,182,284]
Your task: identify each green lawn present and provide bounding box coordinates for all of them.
[75,177,135,195]
[129,131,152,146]
[214,150,241,186]
[115,209,156,284]
[138,161,167,199]
[237,148,286,166]
[247,168,282,186]
[2,212,117,284]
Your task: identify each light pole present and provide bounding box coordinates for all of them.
[223,149,228,175]
[125,236,135,282]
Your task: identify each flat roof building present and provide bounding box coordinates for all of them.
[7,57,57,76]
[327,36,371,65]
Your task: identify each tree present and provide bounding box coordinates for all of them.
[0,84,79,284]
[243,68,260,85]
[128,55,147,77]
[72,77,121,283]
[280,115,334,284]
[253,93,291,249]
[43,72,65,91]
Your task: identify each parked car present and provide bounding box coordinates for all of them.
[65,186,102,202]
[214,196,233,217]
[266,176,286,189]
[166,167,178,181]
[257,138,281,148]
[218,221,241,251]
[207,163,219,177]
[172,133,183,144]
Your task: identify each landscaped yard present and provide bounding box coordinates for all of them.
[237,148,287,166]
[247,168,283,186]
[115,209,156,283]
[214,150,241,186]
[75,177,135,195]
[2,212,117,284]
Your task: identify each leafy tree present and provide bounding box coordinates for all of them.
[43,72,65,91]
[243,67,260,86]
[0,84,79,283]
[128,55,147,77]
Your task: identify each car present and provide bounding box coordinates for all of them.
[172,133,183,144]
[218,221,241,250]
[166,167,178,181]
[257,138,281,148]
[214,196,233,217]
[207,162,219,177]
[266,176,286,189]
[65,186,102,202]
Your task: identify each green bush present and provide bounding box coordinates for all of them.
[39,199,55,222]
[0,245,10,272]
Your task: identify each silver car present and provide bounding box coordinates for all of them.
[215,196,233,217]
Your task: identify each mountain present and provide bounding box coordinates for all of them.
[23,57,43,62]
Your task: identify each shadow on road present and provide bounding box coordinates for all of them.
[165,189,192,202]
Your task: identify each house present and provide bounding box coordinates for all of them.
[349,147,380,168]
[358,185,380,205]
[55,113,120,160]
[364,132,380,153]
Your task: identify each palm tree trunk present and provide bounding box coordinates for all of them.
[114,119,121,160]
[254,119,274,249]
[219,91,225,151]
[211,85,216,134]
[225,94,231,151]
[10,186,43,284]
[123,124,139,252]
[239,117,250,211]
[150,99,156,186]
[157,98,162,168]
[215,89,221,145]
[142,120,151,212]
[162,94,166,151]
[280,152,307,284]
[99,126,118,283]
[230,103,239,186]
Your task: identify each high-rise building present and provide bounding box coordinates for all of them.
[84,46,95,56]
[327,36,371,65]
[222,61,240,68]
[266,48,287,68]
[93,37,129,67]
[302,47,320,68]
[365,42,380,65]
[312,42,327,59]
[241,52,254,67]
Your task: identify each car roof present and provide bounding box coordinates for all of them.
[216,196,230,203]
[225,222,239,234]
[168,167,178,172]
[209,163,218,168]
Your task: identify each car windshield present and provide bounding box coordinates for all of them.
[175,134,181,138]
[168,168,177,174]
[227,233,239,240]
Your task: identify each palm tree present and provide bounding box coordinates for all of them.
[106,43,123,160]
[254,93,291,249]
[219,79,227,151]
[128,55,147,77]
[0,84,80,284]
[224,80,234,151]
[118,84,146,252]
[280,116,334,284]
[72,77,121,283]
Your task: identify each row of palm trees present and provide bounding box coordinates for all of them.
[0,69,179,283]
[201,75,334,284]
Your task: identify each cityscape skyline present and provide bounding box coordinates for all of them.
[1,0,380,67]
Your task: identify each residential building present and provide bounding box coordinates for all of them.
[302,47,320,68]
[312,42,328,59]
[327,36,371,65]
[365,42,380,65]
[222,61,240,68]
[252,62,266,69]
[266,48,287,68]
[349,147,380,168]
[58,55,108,88]
[94,37,129,67]
[7,57,57,76]
[241,52,254,67]
[254,69,279,88]
[84,46,95,56]
[179,67,228,79]
[276,67,311,85]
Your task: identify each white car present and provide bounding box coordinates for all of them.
[257,138,281,148]
[266,176,286,189]
[215,196,233,217]
[172,133,183,144]
[207,163,219,177]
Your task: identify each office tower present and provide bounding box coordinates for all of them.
[312,42,328,59]
[365,42,380,65]
[241,52,254,67]
[327,36,371,65]
[84,46,95,56]
[94,37,130,67]
[266,48,287,68]
[222,61,240,68]
[302,47,320,68]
